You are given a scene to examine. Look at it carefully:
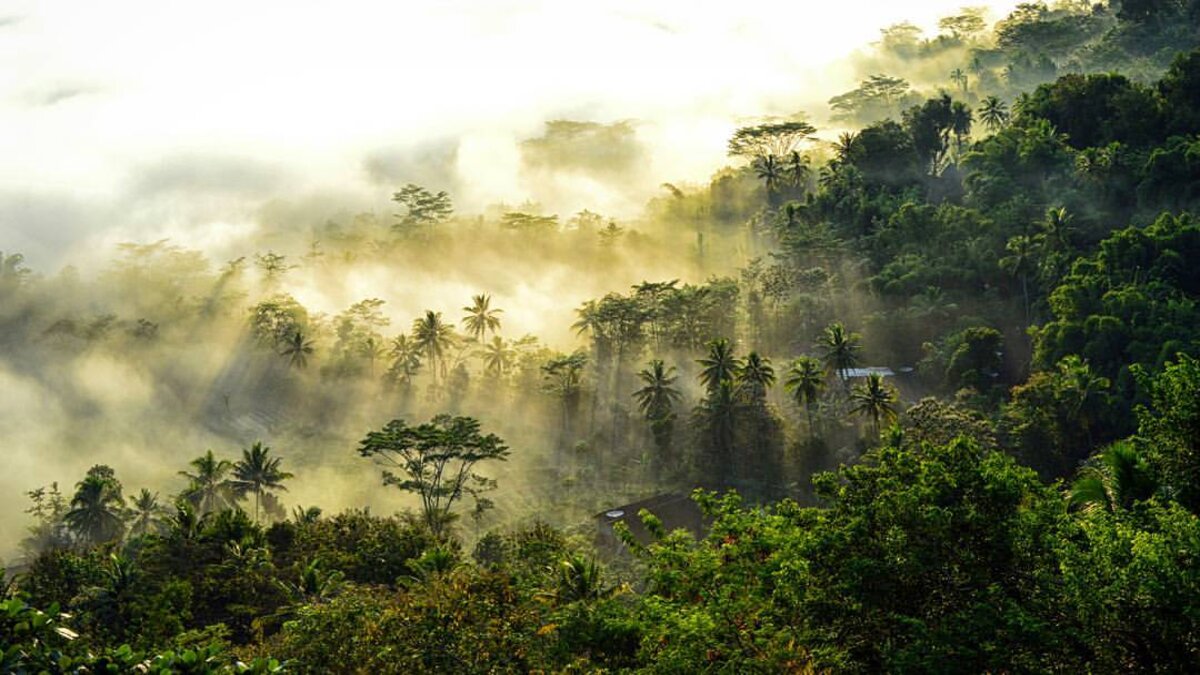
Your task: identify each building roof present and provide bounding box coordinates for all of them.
[594,492,707,547]
[842,367,896,378]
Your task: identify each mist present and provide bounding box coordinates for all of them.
[0,0,1029,557]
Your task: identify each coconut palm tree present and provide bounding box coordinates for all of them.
[1069,441,1159,514]
[64,471,126,546]
[820,322,861,383]
[849,373,898,437]
[462,294,503,342]
[1039,206,1074,254]
[785,355,825,431]
[633,359,682,420]
[1057,355,1110,451]
[697,378,738,477]
[358,336,386,377]
[536,554,620,605]
[753,154,784,207]
[633,360,682,477]
[165,500,207,542]
[277,558,346,606]
[1000,234,1036,324]
[179,450,236,515]
[127,489,167,538]
[572,300,602,338]
[785,151,811,190]
[950,67,969,94]
[698,338,741,396]
[387,334,422,387]
[231,442,293,524]
[950,101,973,155]
[832,132,860,165]
[413,310,456,385]
[542,351,588,442]
[479,335,515,378]
[977,96,1009,132]
[737,352,776,403]
[279,330,314,369]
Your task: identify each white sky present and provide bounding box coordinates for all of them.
[0,0,1019,266]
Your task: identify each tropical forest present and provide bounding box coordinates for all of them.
[4,0,1200,672]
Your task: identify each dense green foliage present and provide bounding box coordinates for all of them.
[7,4,1200,672]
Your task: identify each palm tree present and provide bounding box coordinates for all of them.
[1039,206,1073,253]
[413,310,456,385]
[230,442,293,524]
[179,450,236,515]
[387,334,422,387]
[785,151,810,190]
[849,373,898,437]
[737,352,776,403]
[165,501,207,542]
[832,132,860,165]
[572,300,602,338]
[358,336,386,377]
[820,322,861,383]
[279,330,314,369]
[479,336,515,378]
[1000,234,1036,324]
[633,360,683,477]
[543,351,588,447]
[950,67,969,94]
[278,558,346,605]
[697,379,738,477]
[698,338,741,395]
[950,101,973,155]
[64,472,126,546]
[977,96,1009,132]
[462,294,503,342]
[1057,355,1110,451]
[127,489,167,538]
[1069,441,1159,514]
[785,356,825,431]
[753,154,784,207]
[633,359,682,420]
[536,554,620,604]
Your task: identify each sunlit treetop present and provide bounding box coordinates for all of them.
[727,120,817,160]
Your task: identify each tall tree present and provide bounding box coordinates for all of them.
[280,330,314,370]
[542,351,589,445]
[1000,235,1037,324]
[821,322,861,384]
[479,336,515,378]
[392,184,453,236]
[179,450,236,515]
[699,338,742,396]
[386,334,422,390]
[727,120,817,160]
[737,352,776,404]
[950,68,969,94]
[357,415,509,540]
[633,359,683,475]
[63,466,126,547]
[413,310,456,386]
[753,155,785,208]
[950,101,973,155]
[785,151,811,191]
[849,373,898,437]
[977,96,1010,132]
[785,355,826,432]
[127,489,167,538]
[231,442,293,524]
[462,294,503,342]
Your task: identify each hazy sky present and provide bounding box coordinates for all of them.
[0,0,1018,267]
